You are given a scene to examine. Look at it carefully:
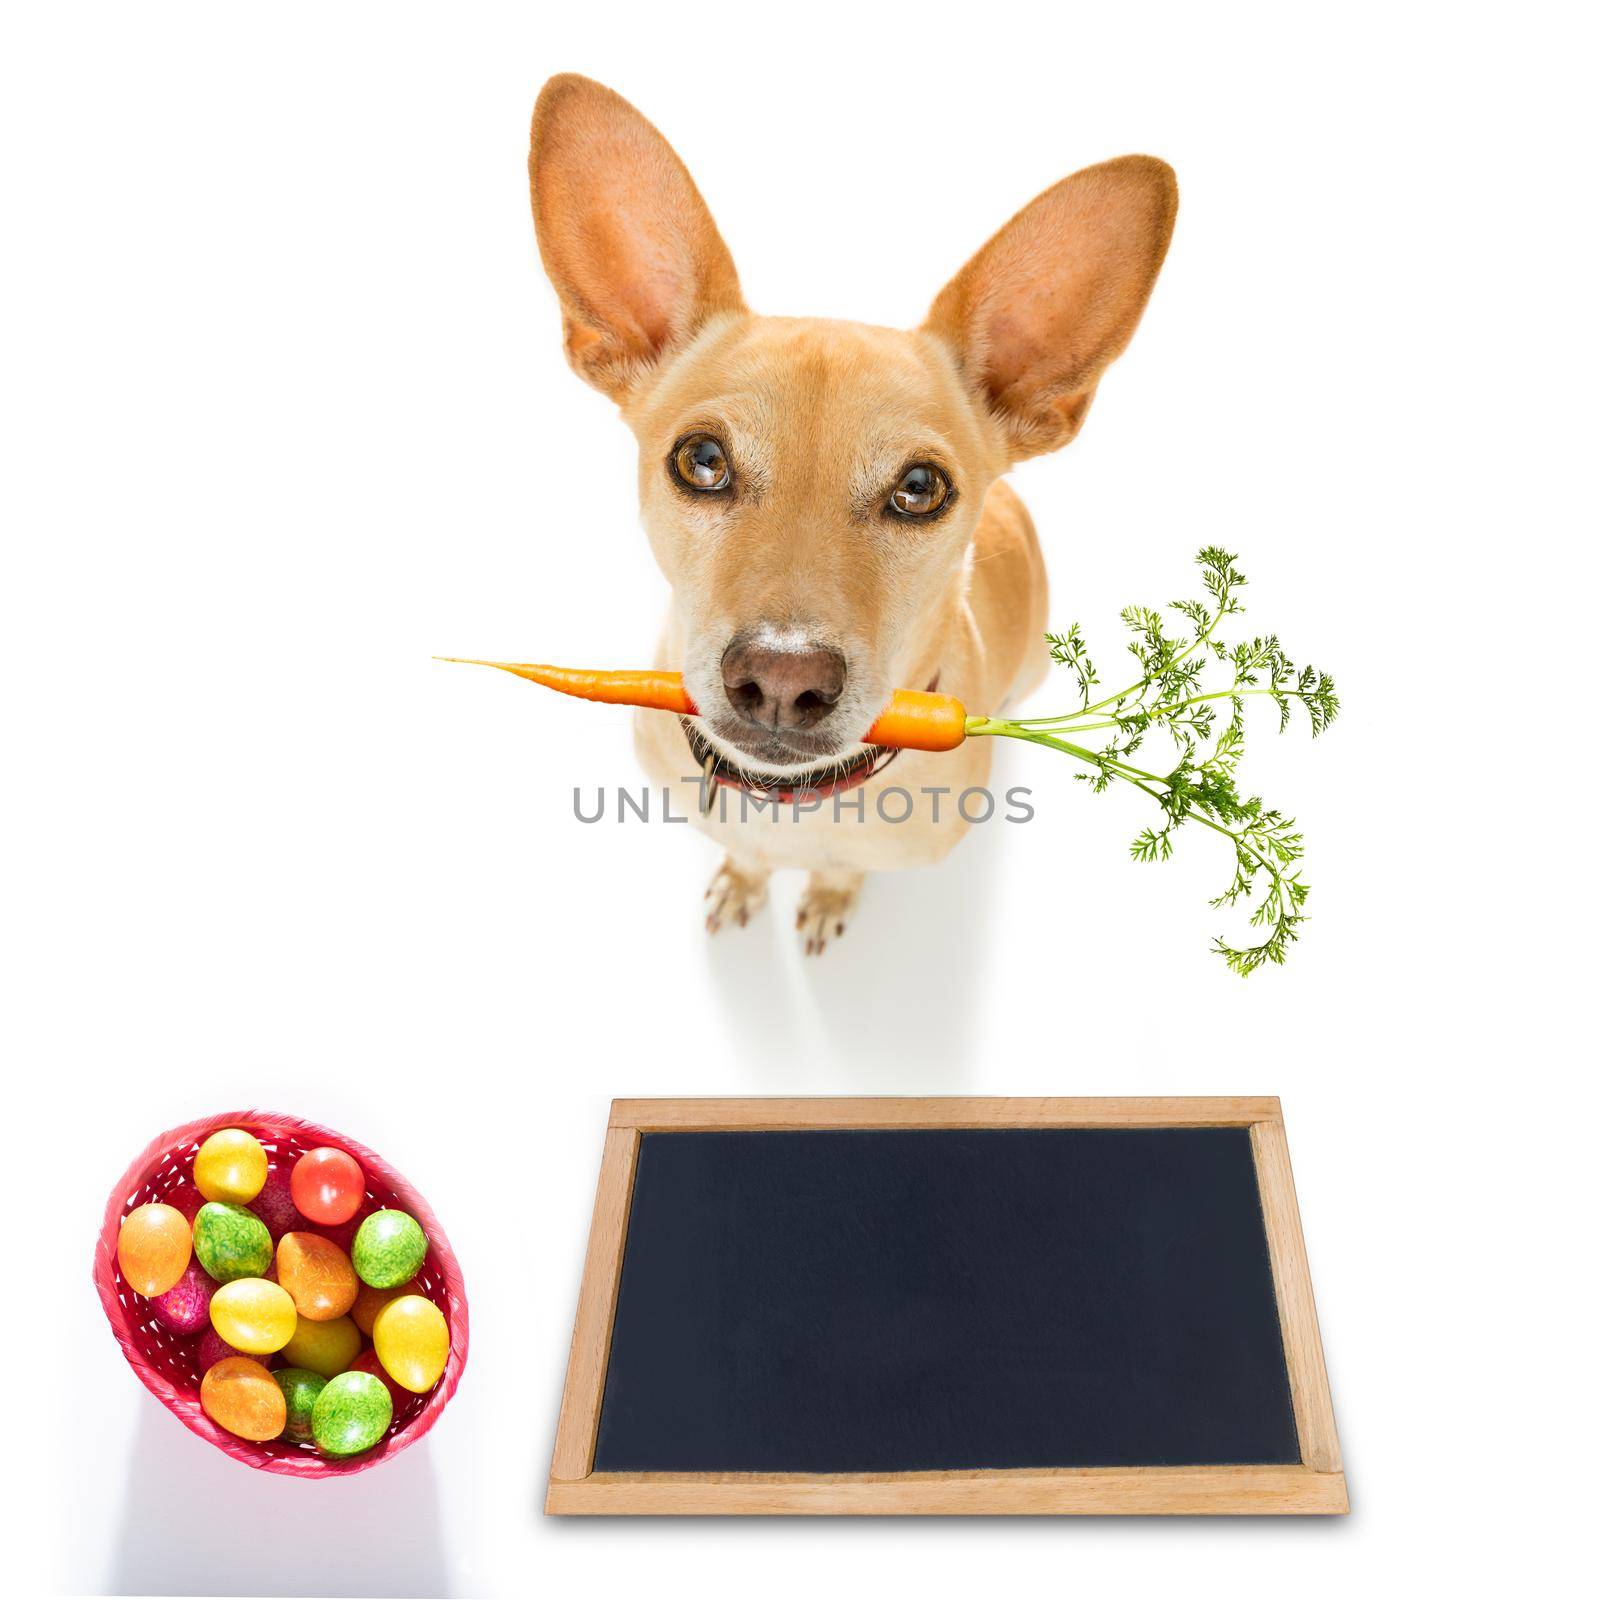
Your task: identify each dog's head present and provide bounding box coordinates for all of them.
[529,74,1175,777]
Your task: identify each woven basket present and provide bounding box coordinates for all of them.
[94,1110,468,1476]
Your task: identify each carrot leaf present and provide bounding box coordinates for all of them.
[968,548,1338,975]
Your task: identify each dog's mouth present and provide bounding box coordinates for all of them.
[681,675,939,814]
[681,719,899,813]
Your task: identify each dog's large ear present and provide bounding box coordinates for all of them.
[923,156,1177,460]
[529,75,746,400]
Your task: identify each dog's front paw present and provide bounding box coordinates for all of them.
[705,856,770,934]
[796,871,864,956]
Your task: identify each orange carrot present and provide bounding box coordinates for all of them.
[862,687,969,751]
[436,658,970,751]
[436,659,696,715]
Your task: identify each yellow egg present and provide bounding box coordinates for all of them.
[280,1312,361,1378]
[209,1277,297,1353]
[372,1294,449,1393]
[194,1127,268,1204]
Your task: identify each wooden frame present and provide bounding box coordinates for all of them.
[547,1097,1346,1515]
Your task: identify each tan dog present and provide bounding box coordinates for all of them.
[529,74,1175,951]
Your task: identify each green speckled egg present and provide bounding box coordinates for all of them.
[193,1201,272,1283]
[311,1369,393,1456]
[351,1210,427,1288]
[274,1367,326,1443]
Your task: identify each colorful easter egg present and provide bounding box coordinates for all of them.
[350,1276,417,1337]
[290,1147,366,1226]
[281,1313,361,1378]
[351,1210,427,1288]
[194,1327,272,1375]
[116,1203,192,1296]
[201,1356,287,1441]
[322,1197,376,1256]
[373,1294,449,1393]
[250,1165,302,1238]
[311,1370,392,1457]
[349,1348,408,1411]
[193,1127,268,1204]
[276,1232,359,1321]
[274,1367,327,1444]
[166,1183,206,1222]
[192,1201,272,1283]
[150,1260,214,1335]
[210,1277,297,1354]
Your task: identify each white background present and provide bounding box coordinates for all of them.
[4,2,1595,1594]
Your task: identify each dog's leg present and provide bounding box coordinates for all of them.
[705,855,771,934]
[796,869,864,956]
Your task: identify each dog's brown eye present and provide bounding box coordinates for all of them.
[671,433,731,492]
[888,464,951,518]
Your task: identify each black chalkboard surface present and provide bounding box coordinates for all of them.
[548,1099,1345,1515]
[594,1128,1298,1473]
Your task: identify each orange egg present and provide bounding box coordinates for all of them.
[201,1356,287,1441]
[350,1276,418,1336]
[116,1203,193,1296]
[276,1232,359,1322]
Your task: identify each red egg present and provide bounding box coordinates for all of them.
[322,1196,378,1254]
[251,1164,302,1238]
[290,1147,366,1226]
[166,1183,207,1222]
[350,1347,408,1411]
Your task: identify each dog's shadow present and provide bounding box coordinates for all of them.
[705,812,1008,1089]
[104,1408,455,1597]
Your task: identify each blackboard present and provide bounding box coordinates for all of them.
[549,1099,1345,1514]
[596,1127,1297,1472]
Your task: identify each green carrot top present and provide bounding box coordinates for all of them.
[969,547,1339,975]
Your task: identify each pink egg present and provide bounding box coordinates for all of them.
[195,1327,278,1374]
[251,1164,302,1239]
[151,1261,214,1336]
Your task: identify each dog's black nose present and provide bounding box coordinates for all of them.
[721,636,846,732]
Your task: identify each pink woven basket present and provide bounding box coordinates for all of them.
[94,1110,468,1476]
